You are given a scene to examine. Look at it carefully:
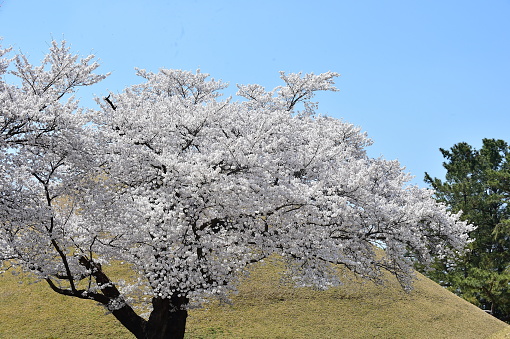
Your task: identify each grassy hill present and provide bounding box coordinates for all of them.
[1,258,508,339]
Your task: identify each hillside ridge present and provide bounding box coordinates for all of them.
[0,258,507,338]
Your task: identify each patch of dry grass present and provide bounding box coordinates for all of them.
[0,257,508,338]
[185,258,508,338]
[0,270,133,339]
[490,326,510,339]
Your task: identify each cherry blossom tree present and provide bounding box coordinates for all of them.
[0,41,472,339]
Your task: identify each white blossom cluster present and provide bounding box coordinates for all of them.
[0,41,472,312]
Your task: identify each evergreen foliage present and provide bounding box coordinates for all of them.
[424,138,510,320]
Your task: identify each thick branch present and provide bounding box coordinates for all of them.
[77,256,148,338]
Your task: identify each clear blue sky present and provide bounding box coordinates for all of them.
[1,0,509,186]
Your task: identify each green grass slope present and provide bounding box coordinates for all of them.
[1,258,508,339]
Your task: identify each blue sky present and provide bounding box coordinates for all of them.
[1,0,509,186]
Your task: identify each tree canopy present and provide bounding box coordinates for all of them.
[0,40,472,339]
[424,138,510,320]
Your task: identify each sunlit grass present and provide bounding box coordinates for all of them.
[1,257,507,338]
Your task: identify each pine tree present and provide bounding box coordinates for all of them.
[424,138,510,320]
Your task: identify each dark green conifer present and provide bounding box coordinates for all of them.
[423,138,510,320]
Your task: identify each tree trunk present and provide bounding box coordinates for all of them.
[110,303,148,339]
[96,293,188,339]
[73,257,189,338]
[143,294,189,339]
